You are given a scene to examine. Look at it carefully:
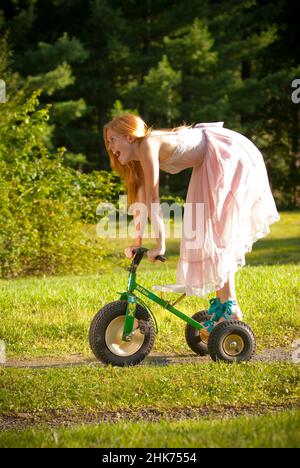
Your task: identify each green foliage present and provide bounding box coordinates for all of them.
[0,45,121,278]
[163,18,217,74]
[108,99,139,120]
[12,28,91,168]
[16,32,89,72]
[0,1,299,280]
[1,0,299,205]
[142,55,182,122]
[51,99,88,126]
[26,62,75,96]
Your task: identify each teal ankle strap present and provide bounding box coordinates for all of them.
[204,299,238,332]
[220,300,238,320]
[208,297,222,314]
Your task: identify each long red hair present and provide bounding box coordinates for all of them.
[103,113,192,205]
[103,114,151,205]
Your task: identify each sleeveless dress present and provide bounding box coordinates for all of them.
[156,122,280,297]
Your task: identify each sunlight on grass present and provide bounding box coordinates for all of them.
[0,362,298,413]
[0,211,299,358]
[0,410,299,448]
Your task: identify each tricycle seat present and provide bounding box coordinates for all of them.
[152,284,186,293]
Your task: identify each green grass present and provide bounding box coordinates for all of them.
[0,410,299,448]
[246,210,300,266]
[95,209,300,270]
[0,363,298,413]
[0,264,299,358]
[0,210,299,448]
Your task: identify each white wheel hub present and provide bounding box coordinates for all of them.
[105,316,145,357]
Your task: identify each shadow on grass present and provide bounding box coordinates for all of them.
[246,237,300,266]
[164,236,300,266]
[102,235,300,271]
[2,349,293,368]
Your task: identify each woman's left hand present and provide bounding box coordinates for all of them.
[147,247,166,262]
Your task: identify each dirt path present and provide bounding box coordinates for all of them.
[0,347,294,369]
[1,403,299,432]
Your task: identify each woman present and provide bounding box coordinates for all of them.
[103,113,280,331]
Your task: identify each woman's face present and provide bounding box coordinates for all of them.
[106,128,135,165]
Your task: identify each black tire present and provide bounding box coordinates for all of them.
[208,320,256,363]
[185,310,211,356]
[89,300,155,367]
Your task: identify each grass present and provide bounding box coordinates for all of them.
[0,263,299,358]
[0,409,299,448]
[0,211,299,359]
[0,362,299,413]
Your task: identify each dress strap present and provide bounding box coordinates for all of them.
[150,124,224,135]
[194,122,224,128]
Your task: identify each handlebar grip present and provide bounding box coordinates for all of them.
[132,247,148,256]
[131,247,166,262]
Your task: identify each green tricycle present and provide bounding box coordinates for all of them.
[89,247,256,366]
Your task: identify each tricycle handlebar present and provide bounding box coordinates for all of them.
[132,247,166,263]
[126,247,166,272]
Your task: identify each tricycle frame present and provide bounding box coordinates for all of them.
[89,248,256,364]
[119,266,204,342]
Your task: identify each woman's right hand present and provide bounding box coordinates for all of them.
[124,245,141,259]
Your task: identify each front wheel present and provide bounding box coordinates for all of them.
[89,300,155,367]
[208,320,256,363]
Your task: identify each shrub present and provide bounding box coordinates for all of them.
[0,41,121,277]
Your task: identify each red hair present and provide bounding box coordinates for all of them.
[103,114,151,206]
[103,113,192,205]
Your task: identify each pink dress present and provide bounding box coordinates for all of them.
[157,122,280,297]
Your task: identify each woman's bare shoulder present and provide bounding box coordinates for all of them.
[139,134,161,154]
[142,131,180,163]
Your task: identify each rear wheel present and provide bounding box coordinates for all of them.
[208,320,256,362]
[89,300,155,366]
[185,310,211,356]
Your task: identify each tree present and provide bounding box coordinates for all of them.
[1,0,299,206]
[0,33,121,277]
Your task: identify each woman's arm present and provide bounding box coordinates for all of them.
[139,139,166,252]
[132,183,147,247]
[124,184,147,259]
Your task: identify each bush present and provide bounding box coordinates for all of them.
[0,42,121,277]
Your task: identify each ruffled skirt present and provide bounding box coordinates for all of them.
[174,125,280,297]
